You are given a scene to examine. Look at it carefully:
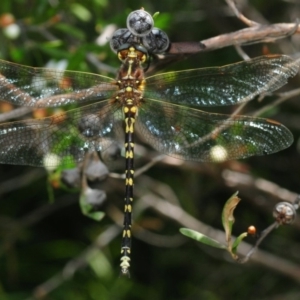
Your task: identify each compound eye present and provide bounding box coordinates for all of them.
[126,9,154,37]
[142,27,170,53]
[110,28,131,53]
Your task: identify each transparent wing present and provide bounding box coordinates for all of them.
[0,100,124,166]
[0,60,117,107]
[136,99,293,161]
[145,55,299,107]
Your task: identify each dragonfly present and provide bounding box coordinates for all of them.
[0,12,299,276]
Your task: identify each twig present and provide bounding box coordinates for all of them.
[251,87,300,118]
[109,154,166,179]
[225,0,259,27]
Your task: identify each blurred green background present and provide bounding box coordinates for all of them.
[0,0,300,299]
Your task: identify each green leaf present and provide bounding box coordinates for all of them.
[180,228,226,249]
[70,3,92,22]
[222,191,241,245]
[152,12,172,30]
[41,40,63,48]
[232,232,248,255]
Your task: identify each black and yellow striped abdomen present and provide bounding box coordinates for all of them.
[120,104,137,274]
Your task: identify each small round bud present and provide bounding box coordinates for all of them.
[247,226,256,235]
[273,202,296,225]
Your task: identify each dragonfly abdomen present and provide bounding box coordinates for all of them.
[120,103,138,276]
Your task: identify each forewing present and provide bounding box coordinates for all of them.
[0,60,117,107]
[0,100,124,167]
[145,55,299,107]
[136,99,293,161]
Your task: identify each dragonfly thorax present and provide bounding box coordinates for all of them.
[115,45,146,107]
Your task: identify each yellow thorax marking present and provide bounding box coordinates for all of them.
[130,106,137,113]
[123,105,138,115]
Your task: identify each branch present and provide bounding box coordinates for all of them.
[169,22,299,55]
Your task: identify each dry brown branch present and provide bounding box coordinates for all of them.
[202,23,299,49]
[169,23,299,55]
